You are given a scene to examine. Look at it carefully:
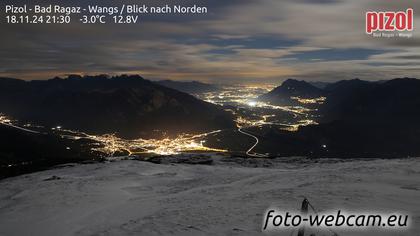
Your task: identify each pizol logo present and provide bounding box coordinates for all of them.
[366,9,414,38]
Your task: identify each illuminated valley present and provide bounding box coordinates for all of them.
[64,129,228,156]
[197,85,321,130]
[0,84,323,158]
[1,114,227,156]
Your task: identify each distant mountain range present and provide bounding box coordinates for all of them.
[321,78,420,123]
[155,80,219,94]
[260,77,420,125]
[254,77,420,157]
[0,75,235,138]
[1,75,419,174]
[258,79,325,105]
[309,81,331,89]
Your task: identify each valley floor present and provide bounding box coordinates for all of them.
[0,157,419,236]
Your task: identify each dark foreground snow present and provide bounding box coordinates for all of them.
[0,157,419,236]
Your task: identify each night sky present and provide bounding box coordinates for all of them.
[1,0,419,83]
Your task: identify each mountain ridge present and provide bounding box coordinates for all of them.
[155,80,219,94]
[0,75,235,139]
[258,78,325,105]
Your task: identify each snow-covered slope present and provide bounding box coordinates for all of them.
[0,158,419,236]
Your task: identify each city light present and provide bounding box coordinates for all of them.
[248,101,257,107]
[63,129,227,156]
[290,96,326,105]
[0,113,227,156]
[0,85,322,157]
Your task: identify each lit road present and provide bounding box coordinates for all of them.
[0,122,40,134]
[238,127,268,157]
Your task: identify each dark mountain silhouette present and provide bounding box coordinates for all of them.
[258,79,324,105]
[320,79,380,122]
[0,124,103,179]
[309,81,331,89]
[251,77,420,157]
[321,78,420,123]
[242,120,420,158]
[323,78,373,92]
[155,80,219,94]
[0,75,235,138]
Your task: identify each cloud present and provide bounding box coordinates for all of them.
[0,0,419,82]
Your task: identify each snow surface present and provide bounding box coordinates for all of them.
[0,157,419,236]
